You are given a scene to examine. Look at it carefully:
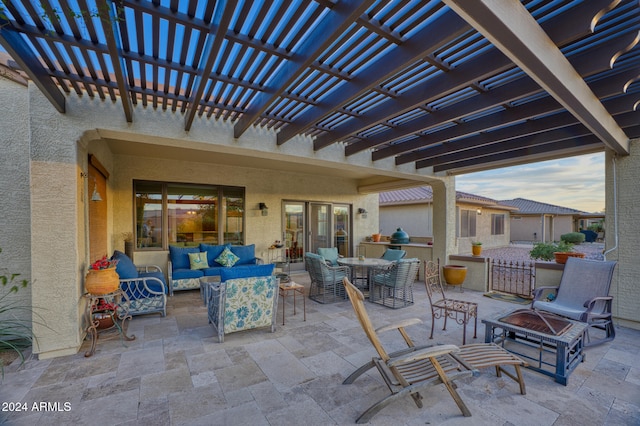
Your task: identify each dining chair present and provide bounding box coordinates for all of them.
[369,258,420,308]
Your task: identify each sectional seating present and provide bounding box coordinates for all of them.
[167,243,263,296]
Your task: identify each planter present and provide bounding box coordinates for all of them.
[85,268,120,295]
[553,252,586,264]
[471,245,482,256]
[372,233,382,242]
[442,265,467,286]
[93,311,115,330]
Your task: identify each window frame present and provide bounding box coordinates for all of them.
[458,208,477,238]
[491,213,505,235]
[133,180,246,250]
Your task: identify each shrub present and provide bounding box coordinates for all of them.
[529,241,575,261]
[561,232,585,244]
[0,248,32,378]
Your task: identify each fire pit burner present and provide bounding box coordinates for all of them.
[499,309,572,336]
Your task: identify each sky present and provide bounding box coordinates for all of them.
[456,152,605,213]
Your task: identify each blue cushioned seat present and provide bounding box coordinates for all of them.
[200,243,230,266]
[317,247,340,266]
[230,244,257,265]
[171,268,205,280]
[169,245,201,269]
[220,264,275,281]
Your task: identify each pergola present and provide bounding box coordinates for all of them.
[1,0,638,175]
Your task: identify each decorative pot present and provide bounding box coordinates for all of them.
[472,245,482,256]
[553,252,585,264]
[93,312,115,330]
[372,233,382,242]
[390,228,409,244]
[85,268,120,295]
[442,265,467,285]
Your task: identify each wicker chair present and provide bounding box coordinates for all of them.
[112,250,167,317]
[424,259,477,345]
[305,252,350,303]
[369,258,420,308]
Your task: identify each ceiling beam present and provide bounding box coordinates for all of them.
[97,0,133,122]
[0,19,65,113]
[184,0,236,131]
[442,0,629,155]
[276,9,470,145]
[233,0,376,139]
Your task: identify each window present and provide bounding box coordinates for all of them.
[135,181,245,249]
[492,214,505,235]
[459,209,476,238]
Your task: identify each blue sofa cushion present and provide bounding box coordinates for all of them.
[127,270,168,297]
[169,245,201,270]
[230,244,256,265]
[220,264,275,281]
[200,243,230,266]
[112,250,138,279]
[203,266,223,277]
[172,268,205,280]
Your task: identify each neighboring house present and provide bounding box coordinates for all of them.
[499,198,594,243]
[379,187,517,254]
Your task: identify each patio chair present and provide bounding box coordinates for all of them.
[369,258,420,308]
[111,250,167,317]
[424,259,477,345]
[531,257,617,347]
[305,252,350,303]
[342,277,472,423]
[207,264,278,343]
[380,248,406,261]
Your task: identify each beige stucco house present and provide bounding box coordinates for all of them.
[1,2,639,361]
[379,187,517,253]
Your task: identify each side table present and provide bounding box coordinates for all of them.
[199,275,221,305]
[84,289,135,357]
[279,281,306,325]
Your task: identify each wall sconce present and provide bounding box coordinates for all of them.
[358,208,368,219]
[476,208,482,215]
[259,203,268,216]
[81,172,103,202]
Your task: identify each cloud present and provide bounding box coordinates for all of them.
[456,153,605,212]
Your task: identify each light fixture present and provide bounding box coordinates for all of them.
[91,182,103,202]
[358,208,368,219]
[259,203,268,216]
[476,208,482,215]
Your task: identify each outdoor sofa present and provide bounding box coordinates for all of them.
[167,243,262,295]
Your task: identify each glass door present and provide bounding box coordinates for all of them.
[309,203,331,255]
[284,202,305,268]
[333,204,350,257]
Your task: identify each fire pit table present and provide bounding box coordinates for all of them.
[483,309,587,385]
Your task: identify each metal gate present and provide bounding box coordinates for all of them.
[490,259,535,298]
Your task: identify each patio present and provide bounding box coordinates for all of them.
[2,272,639,426]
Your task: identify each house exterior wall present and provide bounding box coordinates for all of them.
[379,203,432,238]
[606,142,640,327]
[510,214,575,243]
[456,202,511,253]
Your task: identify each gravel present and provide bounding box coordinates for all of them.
[482,242,605,263]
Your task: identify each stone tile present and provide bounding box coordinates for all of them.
[140,367,193,400]
[167,385,226,423]
[116,347,165,379]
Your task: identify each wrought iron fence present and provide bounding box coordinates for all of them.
[489,259,535,298]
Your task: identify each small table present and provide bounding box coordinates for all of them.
[337,257,393,290]
[279,281,306,325]
[199,276,221,305]
[483,310,587,385]
[83,289,135,357]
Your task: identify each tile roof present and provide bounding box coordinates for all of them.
[380,186,515,211]
[499,198,586,215]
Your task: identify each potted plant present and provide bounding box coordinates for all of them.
[471,241,482,256]
[529,241,584,264]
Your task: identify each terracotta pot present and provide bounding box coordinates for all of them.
[442,265,467,285]
[372,233,381,242]
[553,252,585,264]
[85,268,120,295]
[94,312,115,329]
[471,245,482,256]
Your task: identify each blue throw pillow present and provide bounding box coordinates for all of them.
[220,264,275,281]
[317,247,339,265]
[200,243,230,266]
[230,244,256,265]
[169,245,201,270]
[112,250,138,279]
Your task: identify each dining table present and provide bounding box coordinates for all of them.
[337,257,394,292]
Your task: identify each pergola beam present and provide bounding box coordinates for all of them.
[442,0,629,155]
[0,19,65,113]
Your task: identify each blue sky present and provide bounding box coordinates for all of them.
[456,153,605,213]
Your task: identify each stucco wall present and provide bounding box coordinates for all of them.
[379,203,433,238]
[606,143,640,327]
[0,77,32,328]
